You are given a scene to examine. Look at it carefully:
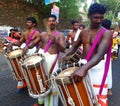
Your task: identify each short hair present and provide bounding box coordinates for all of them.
[71,20,78,25]
[10,28,14,31]
[102,19,111,29]
[27,17,37,27]
[79,24,85,29]
[110,28,115,30]
[88,3,106,16]
[48,14,57,20]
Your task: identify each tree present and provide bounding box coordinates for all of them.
[21,0,83,29]
[99,0,120,28]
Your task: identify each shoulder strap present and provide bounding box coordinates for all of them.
[86,28,107,61]
[49,52,60,74]
[74,29,82,42]
[44,31,59,53]
[25,30,37,46]
[99,42,112,95]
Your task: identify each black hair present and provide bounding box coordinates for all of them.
[71,20,78,25]
[102,19,111,29]
[110,28,115,30]
[27,17,37,27]
[10,28,14,31]
[79,24,85,29]
[88,3,106,16]
[48,14,57,20]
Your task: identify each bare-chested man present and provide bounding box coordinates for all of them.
[61,3,112,106]
[7,17,41,93]
[66,20,79,48]
[33,14,66,106]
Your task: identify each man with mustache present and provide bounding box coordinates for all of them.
[7,17,41,93]
[33,14,66,106]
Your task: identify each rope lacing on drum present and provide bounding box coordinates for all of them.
[53,76,67,106]
[35,64,46,93]
[61,78,75,106]
[72,79,84,106]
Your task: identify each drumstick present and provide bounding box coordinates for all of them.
[45,77,55,83]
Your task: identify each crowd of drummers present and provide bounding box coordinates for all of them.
[1,3,120,106]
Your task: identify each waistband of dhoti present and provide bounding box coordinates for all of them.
[97,94,107,99]
[39,48,57,56]
[93,84,108,88]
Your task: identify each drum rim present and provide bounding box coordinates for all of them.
[54,63,82,85]
[21,53,45,69]
[7,49,23,59]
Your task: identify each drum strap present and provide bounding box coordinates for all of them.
[25,30,37,46]
[85,28,112,95]
[44,31,59,53]
[86,28,107,61]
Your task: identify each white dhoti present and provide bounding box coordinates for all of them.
[107,60,112,89]
[20,43,37,55]
[38,49,59,106]
[12,43,37,55]
[87,59,108,106]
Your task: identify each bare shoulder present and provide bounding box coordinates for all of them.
[103,29,112,39]
[80,28,89,36]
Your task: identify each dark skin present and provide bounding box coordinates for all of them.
[66,22,79,45]
[37,17,66,54]
[61,13,112,82]
[7,20,40,54]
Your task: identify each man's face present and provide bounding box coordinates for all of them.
[73,23,79,30]
[89,13,104,26]
[26,20,35,28]
[47,17,57,29]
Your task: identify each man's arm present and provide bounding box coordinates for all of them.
[25,31,40,49]
[71,30,112,81]
[61,32,82,62]
[55,32,66,53]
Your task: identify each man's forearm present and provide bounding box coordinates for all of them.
[65,46,77,57]
[56,41,65,53]
[11,42,21,47]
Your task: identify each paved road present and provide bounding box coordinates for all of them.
[0,54,120,106]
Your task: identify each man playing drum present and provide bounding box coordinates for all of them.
[65,21,85,64]
[61,3,112,106]
[7,17,41,93]
[33,14,66,106]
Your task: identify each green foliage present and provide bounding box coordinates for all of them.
[22,0,80,21]
[99,0,120,21]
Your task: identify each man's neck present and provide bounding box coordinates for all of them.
[47,28,57,34]
[73,29,78,32]
[90,25,102,31]
[28,27,35,31]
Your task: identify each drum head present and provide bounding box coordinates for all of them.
[57,67,79,78]
[56,66,79,84]
[8,49,23,58]
[23,54,43,67]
